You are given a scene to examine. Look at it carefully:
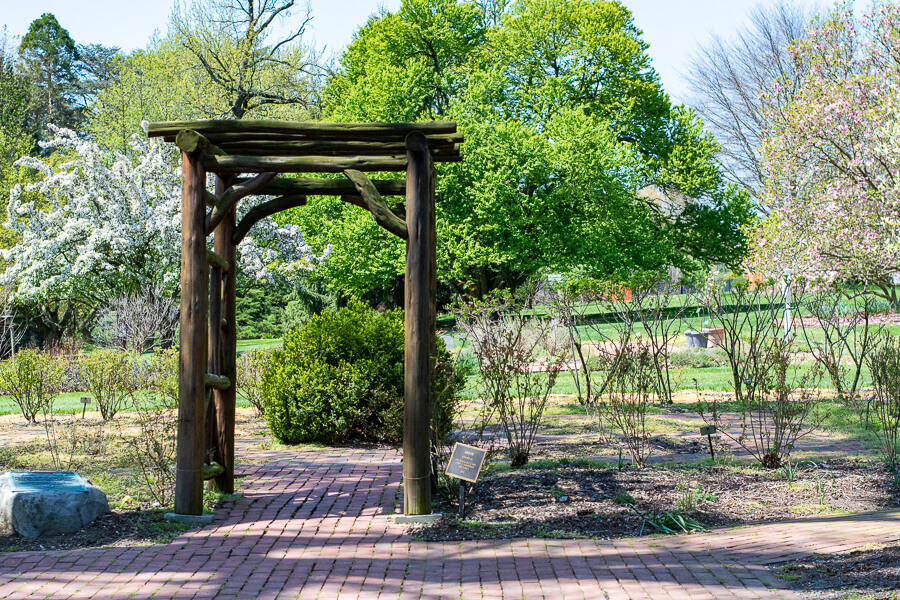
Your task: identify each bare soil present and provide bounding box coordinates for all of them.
[413,457,899,541]
[774,542,900,599]
[798,309,900,328]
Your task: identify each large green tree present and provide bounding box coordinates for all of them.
[18,13,79,134]
[289,0,750,299]
[0,29,36,250]
[87,37,210,152]
[169,0,322,120]
[15,14,119,143]
[88,0,322,151]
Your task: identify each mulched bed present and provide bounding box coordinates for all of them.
[413,457,899,541]
[798,310,900,327]
[525,434,721,463]
[0,508,196,552]
[773,542,900,599]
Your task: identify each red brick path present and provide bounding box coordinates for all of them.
[1,447,898,599]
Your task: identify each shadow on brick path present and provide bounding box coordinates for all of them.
[1,447,898,599]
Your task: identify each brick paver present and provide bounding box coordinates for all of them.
[1,446,899,599]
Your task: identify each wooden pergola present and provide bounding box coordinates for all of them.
[146,120,462,517]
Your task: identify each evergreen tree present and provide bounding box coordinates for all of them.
[18,13,79,134]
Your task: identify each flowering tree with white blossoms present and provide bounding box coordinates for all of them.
[751,3,900,302]
[236,210,330,287]
[4,125,328,340]
[6,127,181,301]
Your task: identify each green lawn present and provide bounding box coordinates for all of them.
[236,338,282,353]
[0,390,256,417]
[441,292,897,396]
[0,299,890,419]
[458,360,864,400]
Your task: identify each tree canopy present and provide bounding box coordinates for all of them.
[288,0,751,299]
[687,1,818,204]
[168,0,322,119]
[88,0,322,152]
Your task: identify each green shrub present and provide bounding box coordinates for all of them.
[669,348,728,369]
[146,348,179,409]
[75,349,138,420]
[261,301,462,444]
[0,349,64,424]
[867,335,900,470]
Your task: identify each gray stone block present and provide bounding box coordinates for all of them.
[393,512,443,524]
[0,473,110,539]
[164,512,214,526]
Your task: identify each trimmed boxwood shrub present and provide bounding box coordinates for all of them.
[261,301,460,444]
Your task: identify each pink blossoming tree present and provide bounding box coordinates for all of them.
[752,2,900,303]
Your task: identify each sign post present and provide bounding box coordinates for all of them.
[80,396,91,419]
[700,425,717,460]
[445,443,487,518]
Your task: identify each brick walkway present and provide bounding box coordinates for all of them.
[1,447,899,599]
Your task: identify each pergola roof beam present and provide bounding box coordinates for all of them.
[149,119,457,141]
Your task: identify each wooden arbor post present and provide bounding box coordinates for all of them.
[175,147,209,516]
[211,176,237,495]
[403,131,436,515]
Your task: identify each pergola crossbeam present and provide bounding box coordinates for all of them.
[215,137,462,156]
[175,130,225,156]
[245,176,407,197]
[204,154,410,174]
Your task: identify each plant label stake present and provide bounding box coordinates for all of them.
[458,482,466,518]
[81,396,91,419]
[700,425,717,459]
[445,443,487,518]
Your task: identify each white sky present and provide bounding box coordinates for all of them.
[1,0,794,103]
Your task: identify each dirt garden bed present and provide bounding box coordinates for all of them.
[773,541,900,599]
[0,508,191,552]
[413,456,899,541]
[0,490,248,553]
